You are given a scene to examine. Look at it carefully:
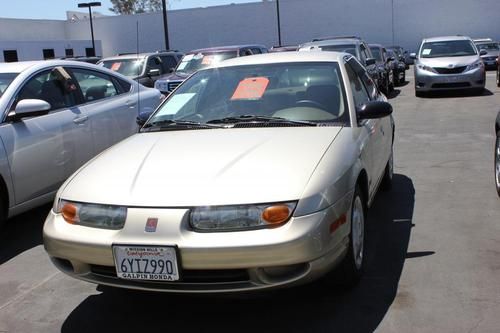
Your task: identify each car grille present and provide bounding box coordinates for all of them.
[484,56,497,61]
[90,265,250,283]
[168,81,182,92]
[433,66,467,74]
[431,82,471,88]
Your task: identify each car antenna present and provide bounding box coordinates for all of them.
[136,21,141,118]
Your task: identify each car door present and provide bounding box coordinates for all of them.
[69,67,139,156]
[0,67,91,205]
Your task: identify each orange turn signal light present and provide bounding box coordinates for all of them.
[262,205,291,225]
[61,203,79,224]
[330,213,347,234]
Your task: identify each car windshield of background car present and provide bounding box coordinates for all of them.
[175,51,238,75]
[147,62,348,127]
[100,59,145,77]
[320,44,357,57]
[0,73,18,98]
[369,47,383,61]
[477,43,499,51]
[420,40,477,58]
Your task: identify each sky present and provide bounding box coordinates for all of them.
[0,0,259,20]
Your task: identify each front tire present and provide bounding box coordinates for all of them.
[337,185,366,286]
[496,68,500,87]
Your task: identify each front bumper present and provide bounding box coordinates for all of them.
[414,66,485,92]
[43,192,353,293]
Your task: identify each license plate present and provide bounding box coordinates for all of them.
[444,76,460,82]
[113,245,180,281]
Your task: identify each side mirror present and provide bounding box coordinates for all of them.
[410,53,417,60]
[357,101,393,120]
[136,109,154,127]
[169,67,175,73]
[9,99,51,121]
[365,58,376,66]
[479,50,488,56]
[148,68,161,77]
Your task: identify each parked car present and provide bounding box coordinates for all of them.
[497,58,500,87]
[44,51,395,293]
[411,36,486,97]
[386,48,407,85]
[0,60,162,230]
[98,51,183,88]
[269,45,298,52]
[299,36,383,94]
[154,45,268,95]
[496,111,500,196]
[369,44,394,94]
[59,56,102,64]
[474,40,499,70]
[388,45,411,68]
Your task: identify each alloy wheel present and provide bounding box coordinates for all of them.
[496,136,500,192]
[351,196,365,270]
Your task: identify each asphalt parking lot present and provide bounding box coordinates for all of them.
[0,68,499,333]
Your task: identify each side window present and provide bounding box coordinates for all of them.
[348,58,377,99]
[239,49,253,57]
[147,56,163,75]
[345,62,370,108]
[16,69,77,111]
[71,68,119,103]
[160,55,178,72]
[359,45,367,63]
[251,48,262,55]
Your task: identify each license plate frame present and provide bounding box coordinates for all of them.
[112,244,181,282]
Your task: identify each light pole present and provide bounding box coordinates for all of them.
[78,2,101,57]
[162,0,170,50]
[276,0,282,46]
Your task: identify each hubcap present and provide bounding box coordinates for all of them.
[496,137,500,189]
[351,196,365,270]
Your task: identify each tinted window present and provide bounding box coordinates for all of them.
[160,55,178,72]
[251,48,262,55]
[420,40,477,58]
[16,69,77,110]
[100,59,145,77]
[345,62,370,107]
[71,68,119,102]
[147,56,163,74]
[370,47,383,61]
[149,62,348,125]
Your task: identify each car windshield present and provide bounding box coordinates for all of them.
[420,40,477,58]
[175,51,238,75]
[0,73,18,98]
[319,44,357,57]
[370,48,383,61]
[145,62,348,129]
[477,43,499,51]
[100,59,145,77]
[386,50,396,58]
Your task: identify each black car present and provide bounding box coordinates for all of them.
[154,44,268,94]
[299,36,384,92]
[388,45,412,68]
[495,111,500,196]
[97,51,184,88]
[386,48,406,85]
[369,44,394,94]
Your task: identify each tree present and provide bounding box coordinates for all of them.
[109,0,164,15]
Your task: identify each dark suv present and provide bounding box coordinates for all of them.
[299,36,384,92]
[369,44,395,94]
[97,51,183,88]
[154,45,268,94]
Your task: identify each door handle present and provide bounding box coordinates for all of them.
[73,115,88,124]
[125,100,137,107]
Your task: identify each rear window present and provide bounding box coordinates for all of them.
[175,51,239,75]
[319,44,357,57]
[100,59,145,77]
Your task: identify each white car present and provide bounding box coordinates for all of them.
[0,60,162,229]
[44,52,395,293]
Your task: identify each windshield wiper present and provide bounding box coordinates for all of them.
[206,115,317,126]
[142,119,224,130]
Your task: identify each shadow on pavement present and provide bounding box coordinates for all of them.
[0,204,51,265]
[422,88,493,98]
[387,89,401,99]
[62,174,420,333]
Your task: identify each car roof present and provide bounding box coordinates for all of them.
[423,35,472,43]
[0,61,40,74]
[187,45,267,54]
[368,44,384,49]
[211,51,346,69]
[300,38,362,49]
[101,51,180,61]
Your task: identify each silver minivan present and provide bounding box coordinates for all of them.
[411,36,486,96]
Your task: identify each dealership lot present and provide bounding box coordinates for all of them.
[0,69,499,332]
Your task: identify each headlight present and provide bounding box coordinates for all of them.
[417,64,437,73]
[55,200,127,230]
[465,60,484,72]
[190,202,297,232]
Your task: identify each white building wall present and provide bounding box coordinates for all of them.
[0,41,102,62]
[1,0,500,60]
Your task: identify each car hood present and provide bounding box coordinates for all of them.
[418,55,480,67]
[156,72,189,82]
[480,50,499,57]
[60,127,342,207]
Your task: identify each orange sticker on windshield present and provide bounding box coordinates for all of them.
[231,77,269,100]
[111,62,121,71]
[201,55,215,65]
